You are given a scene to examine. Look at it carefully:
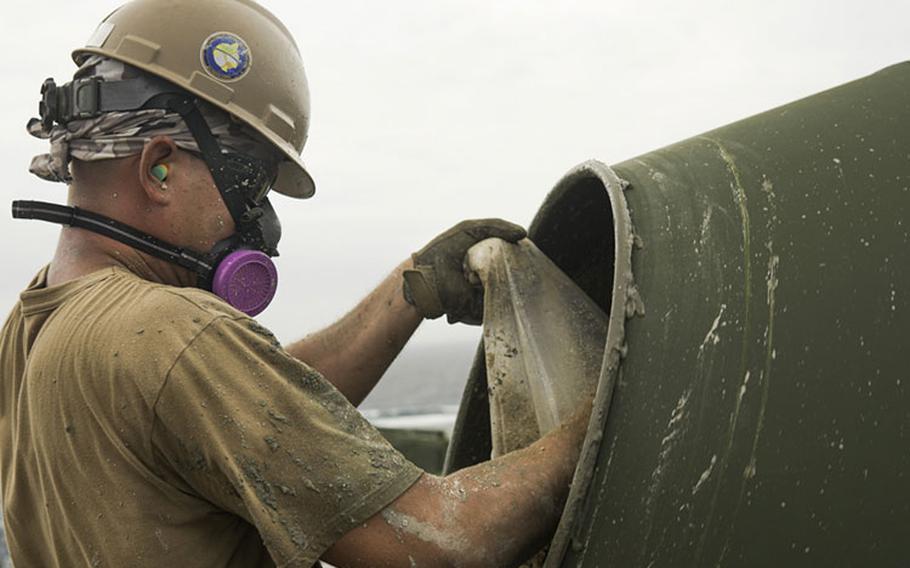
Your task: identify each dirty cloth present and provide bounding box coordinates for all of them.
[466,238,607,458]
[0,267,422,567]
[28,55,275,184]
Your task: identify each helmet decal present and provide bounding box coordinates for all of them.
[201,32,252,82]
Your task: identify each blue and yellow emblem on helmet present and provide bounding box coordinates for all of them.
[201,33,252,82]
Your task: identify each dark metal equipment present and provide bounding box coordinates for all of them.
[446,62,910,566]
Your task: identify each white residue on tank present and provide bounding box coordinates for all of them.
[762,177,779,230]
[767,254,780,306]
[663,389,691,447]
[625,283,647,318]
[692,454,718,495]
[700,207,714,245]
[643,388,692,526]
[832,158,848,192]
[651,171,668,184]
[738,371,751,404]
[744,456,757,480]
[699,304,727,353]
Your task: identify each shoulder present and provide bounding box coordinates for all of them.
[109,271,243,327]
[118,276,302,384]
[102,271,257,362]
[51,270,257,394]
[76,269,258,353]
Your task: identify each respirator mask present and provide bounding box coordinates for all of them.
[13,74,282,317]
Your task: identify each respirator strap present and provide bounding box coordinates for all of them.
[152,95,256,231]
[12,200,214,277]
[38,77,270,253]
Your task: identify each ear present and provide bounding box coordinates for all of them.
[138,136,179,205]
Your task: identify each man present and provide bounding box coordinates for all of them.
[1,1,592,566]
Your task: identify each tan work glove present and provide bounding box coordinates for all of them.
[403,219,526,324]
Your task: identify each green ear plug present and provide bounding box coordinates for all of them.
[151,164,170,182]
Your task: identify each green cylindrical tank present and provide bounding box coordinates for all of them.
[445,62,910,566]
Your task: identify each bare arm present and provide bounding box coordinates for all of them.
[284,259,422,406]
[286,219,526,406]
[322,401,593,568]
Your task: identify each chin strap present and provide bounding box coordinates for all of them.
[12,200,214,277]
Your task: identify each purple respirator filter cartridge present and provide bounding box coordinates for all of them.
[211,249,278,317]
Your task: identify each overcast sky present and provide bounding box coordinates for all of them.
[1,0,908,348]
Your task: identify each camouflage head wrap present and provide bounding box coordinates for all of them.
[27,55,275,184]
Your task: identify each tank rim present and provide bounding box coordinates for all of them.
[542,160,637,566]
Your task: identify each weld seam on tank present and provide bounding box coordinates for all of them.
[544,160,641,567]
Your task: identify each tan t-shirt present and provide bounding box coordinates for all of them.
[0,266,423,567]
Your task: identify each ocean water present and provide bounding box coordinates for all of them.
[360,340,478,415]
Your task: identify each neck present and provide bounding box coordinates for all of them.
[46,226,197,289]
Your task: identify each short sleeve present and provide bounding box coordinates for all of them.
[150,316,424,567]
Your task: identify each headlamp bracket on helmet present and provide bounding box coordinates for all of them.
[39,75,181,129]
[39,77,102,129]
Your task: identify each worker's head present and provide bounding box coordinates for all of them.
[21,0,313,316]
[69,0,315,198]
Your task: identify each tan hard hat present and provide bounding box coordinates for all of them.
[74,0,315,199]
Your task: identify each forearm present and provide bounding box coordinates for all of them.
[326,404,591,568]
[285,258,423,406]
[431,406,591,566]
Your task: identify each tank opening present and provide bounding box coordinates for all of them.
[445,168,619,475]
[528,172,617,316]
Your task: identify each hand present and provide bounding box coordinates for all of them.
[403,218,526,324]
